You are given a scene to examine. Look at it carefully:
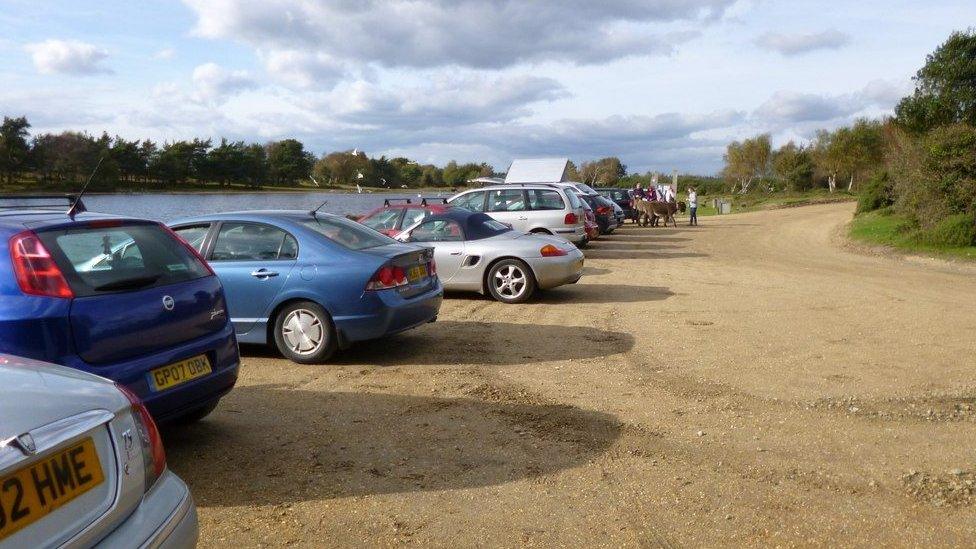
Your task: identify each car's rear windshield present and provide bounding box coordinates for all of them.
[303,215,396,250]
[37,222,212,297]
[565,190,582,209]
[575,183,599,194]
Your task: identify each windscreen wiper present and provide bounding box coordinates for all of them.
[93,274,161,292]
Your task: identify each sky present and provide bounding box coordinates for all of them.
[1,1,973,175]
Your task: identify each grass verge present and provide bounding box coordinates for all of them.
[849,210,976,261]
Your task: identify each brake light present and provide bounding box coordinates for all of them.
[596,206,611,215]
[564,212,578,225]
[8,231,74,299]
[116,383,166,491]
[88,219,124,229]
[540,244,567,257]
[429,258,437,276]
[160,224,215,276]
[366,264,408,290]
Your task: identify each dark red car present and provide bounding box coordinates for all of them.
[357,198,451,237]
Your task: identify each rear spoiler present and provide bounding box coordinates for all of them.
[0,194,87,213]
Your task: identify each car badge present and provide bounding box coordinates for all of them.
[13,433,36,456]
[210,308,225,320]
[162,295,175,311]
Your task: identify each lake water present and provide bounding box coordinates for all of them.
[78,191,452,222]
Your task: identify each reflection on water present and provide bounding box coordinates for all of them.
[80,192,449,222]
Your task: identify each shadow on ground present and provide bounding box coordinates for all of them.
[535,284,674,304]
[241,320,635,365]
[583,249,708,260]
[164,386,622,506]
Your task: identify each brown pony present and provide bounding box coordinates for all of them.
[633,199,686,227]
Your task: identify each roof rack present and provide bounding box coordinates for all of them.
[419,197,449,206]
[383,198,413,206]
[0,194,86,213]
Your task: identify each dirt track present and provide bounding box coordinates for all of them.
[164,202,976,547]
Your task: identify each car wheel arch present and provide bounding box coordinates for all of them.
[529,228,552,235]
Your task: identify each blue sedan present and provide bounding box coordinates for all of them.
[168,210,443,363]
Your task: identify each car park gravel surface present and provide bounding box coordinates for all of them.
[164,202,976,547]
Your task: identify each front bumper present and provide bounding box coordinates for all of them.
[526,251,585,290]
[95,470,199,548]
[333,280,443,346]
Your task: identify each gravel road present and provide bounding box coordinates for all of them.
[164,202,976,547]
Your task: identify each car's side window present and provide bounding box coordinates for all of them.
[409,220,464,242]
[362,209,402,231]
[449,191,486,212]
[402,209,428,229]
[527,189,565,210]
[173,224,211,254]
[487,189,527,212]
[210,222,297,261]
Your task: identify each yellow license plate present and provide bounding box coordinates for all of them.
[407,265,427,282]
[149,354,212,391]
[0,437,104,541]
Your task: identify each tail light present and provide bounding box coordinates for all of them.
[540,244,567,257]
[9,231,74,298]
[366,264,408,290]
[564,212,578,225]
[596,206,611,215]
[160,224,215,276]
[429,258,437,277]
[116,383,166,492]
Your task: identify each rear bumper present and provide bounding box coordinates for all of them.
[526,251,584,290]
[333,280,443,346]
[65,323,240,422]
[95,470,199,549]
[553,225,587,245]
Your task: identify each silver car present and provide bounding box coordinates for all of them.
[0,355,198,548]
[447,184,587,246]
[397,209,584,303]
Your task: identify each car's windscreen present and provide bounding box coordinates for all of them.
[361,209,402,231]
[38,223,211,297]
[303,216,396,250]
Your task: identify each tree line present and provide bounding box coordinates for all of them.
[721,29,976,246]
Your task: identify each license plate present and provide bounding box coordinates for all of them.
[148,354,212,392]
[407,265,428,282]
[0,437,104,541]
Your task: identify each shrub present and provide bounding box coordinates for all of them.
[917,213,976,247]
[857,173,894,213]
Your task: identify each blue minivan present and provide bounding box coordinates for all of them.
[0,196,239,423]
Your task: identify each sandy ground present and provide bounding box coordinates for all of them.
[164,203,976,547]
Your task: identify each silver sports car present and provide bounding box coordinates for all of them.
[397,209,584,303]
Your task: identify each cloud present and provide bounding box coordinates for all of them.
[24,39,111,75]
[755,29,850,56]
[191,62,256,102]
[182,0,736,70]
[153,47,176,60]
[261,50,345,89]
[752,79,909,126]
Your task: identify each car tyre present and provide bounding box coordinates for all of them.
[273,301,337,364]
[486,259,536,304]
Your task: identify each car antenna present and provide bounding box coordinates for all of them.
[67,154,105,219]
[309,200,328,218]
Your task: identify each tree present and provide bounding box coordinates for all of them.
[321,150,368,185]
[812,120,884,192]
[772,141,814,191]
[895,30,976,134]
[579,157,626,186]
[265,139,313,185]
[722,134,772,193]
[0,116,31,185]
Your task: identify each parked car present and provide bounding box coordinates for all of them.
[577,193,620,235]
[395,209,584,303]
[446,184,587,247]
[357,197,451,237]
[168,211,443,363]
[598,188,636,222]
[0,354,197,547]
[0,195,239,424]
[574,193,601,241]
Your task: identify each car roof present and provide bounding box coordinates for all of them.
[0,210,144,234]
[169,209,338,225]
[468,184,567,192]
[412,208,511,240]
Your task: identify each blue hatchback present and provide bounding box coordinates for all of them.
[0,196,239,423]
[168,210,443,363]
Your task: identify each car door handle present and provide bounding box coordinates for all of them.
[518,216,528,220]
[450,252,462,256]
[250,269,279,278]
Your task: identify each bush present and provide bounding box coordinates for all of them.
[917,213,976,247]
[857,173,894,213]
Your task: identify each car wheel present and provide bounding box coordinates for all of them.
[486,259,536,304]
[273,301,337,364]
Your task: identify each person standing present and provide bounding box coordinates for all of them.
[688,187,698,226]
